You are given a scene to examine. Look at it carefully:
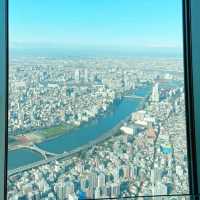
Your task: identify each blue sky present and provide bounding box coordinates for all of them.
[10,0,183,54]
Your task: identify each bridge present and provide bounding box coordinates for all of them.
[8,115,131,177]
[19,144,58,159]
[124,94,145,99]
[8,93,152,177]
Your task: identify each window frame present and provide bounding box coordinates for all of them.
[0,0,8,199]
[182,0,200,196]
[1,0,200,199]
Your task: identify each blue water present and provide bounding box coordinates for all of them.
[8,149,43,170]
[8,85,151,170]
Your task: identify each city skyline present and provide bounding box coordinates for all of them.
[8,56,189,199]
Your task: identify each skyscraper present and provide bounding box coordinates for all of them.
[74,69,80,83]
[98,172,106,187]
[89,172,98,189]
[151,82,160,102]
[84,69,88,83]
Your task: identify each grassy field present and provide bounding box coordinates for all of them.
[39,124,75,140]
[8,124,77,151]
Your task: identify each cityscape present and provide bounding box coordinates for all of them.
[7,57,189,199]
[8,1,187,199]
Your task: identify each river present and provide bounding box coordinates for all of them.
[8,85,152,170]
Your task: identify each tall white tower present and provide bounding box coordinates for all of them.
[152,82,159,102]
[74,69,80,83]
[84,69,88,83]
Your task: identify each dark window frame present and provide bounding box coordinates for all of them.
[183,0,200,196]
[0,0,8,199]
[1,0,200,199]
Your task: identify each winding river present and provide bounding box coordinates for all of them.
[8,85,152,170]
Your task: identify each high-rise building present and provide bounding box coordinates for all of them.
[123,165,130,179]
[74,69,80,83]
[55,180,74,200]
[130,166,138,179]
[151,82,160,102]
[110,183,120,197]
[113,167,120,183]
[65,181,75,195]
[55,182,64,200]
[80,178,87,191]
[89,172,98,189]
[94,187,101,199]
[151,165,162,184]
[98,172,106,187]
[84,69,88,83]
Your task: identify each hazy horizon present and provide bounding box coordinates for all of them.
[10,0,183,57]
[10,45,183,59]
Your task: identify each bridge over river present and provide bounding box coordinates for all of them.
[8,87,150,176]
[124,94,145,99]
[8,113,131,176]
[16,144,58,159]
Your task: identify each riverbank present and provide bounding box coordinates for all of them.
[8,84,152,169]
[8,102,121,151]
[8,124,74,150]
[8,87,141,151]
[8,92,150,174]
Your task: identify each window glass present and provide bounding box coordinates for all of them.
[8,0,189,199]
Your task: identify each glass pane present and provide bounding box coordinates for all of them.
[136,195,193,200]
[8,0,189,199]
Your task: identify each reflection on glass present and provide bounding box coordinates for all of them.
[137,195,192,200]
[8,0,189,199]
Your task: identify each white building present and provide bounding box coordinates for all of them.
[74,69,80,83]
[151,82,160,102]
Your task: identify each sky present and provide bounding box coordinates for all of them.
[10,0,183,55]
